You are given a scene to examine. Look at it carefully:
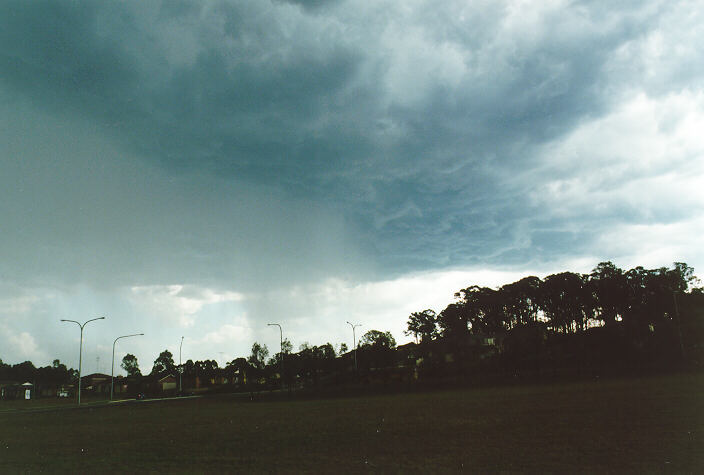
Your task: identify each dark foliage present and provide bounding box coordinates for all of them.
[3,262,702,397]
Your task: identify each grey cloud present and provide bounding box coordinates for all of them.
[0,95,369,291]
[1,0,701,284]
[2,0,704,368]
[277,0,341,12]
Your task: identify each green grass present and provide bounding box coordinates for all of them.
[1,373,702,473]
[0,394,109,413]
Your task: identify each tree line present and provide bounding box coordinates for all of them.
[411,261,700,341]
[140,261,702,391]
[137,329,398,392]
[0,359,74,386]
[2,261,702,397]
[405,261,703,380]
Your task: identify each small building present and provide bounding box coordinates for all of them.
[21,382,33,399]
[110,375,136,396]
[81,373,112,394]
[0,381,27,400]
[0,381,18,399]
[159,374,177,392]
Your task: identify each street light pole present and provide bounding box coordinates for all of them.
[179,336,184,393]
[267,323,284,390]
[672,291,686,361]
[346,321,362,371]
[111,333,144,400]
[60,317,106,405]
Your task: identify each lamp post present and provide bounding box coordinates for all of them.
[179,336,184,393]
[60,317,105,405]
[672,291,686,361]
[111,333,143,400]
[267,323,283,390]
[346,321,362,371]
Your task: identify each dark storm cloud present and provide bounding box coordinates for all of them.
[0,0,364,180]
[2,0,703,367]
[0,0,700,283]
[277,0,341,11]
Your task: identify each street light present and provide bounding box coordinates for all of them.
[111,333,144,400]
[672,291,686,361]
[346,321,362,371]
[267,323,284,390]
[60,317,106,405]
[179,336,184,393]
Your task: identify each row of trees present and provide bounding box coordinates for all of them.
[0,329,395,394]
[3,261,701,396]
[407,262,700,342]
[0,359,75,386]
[400,262,704,379]
[140,330,399,390]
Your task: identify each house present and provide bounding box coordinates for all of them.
[110,375,137,396]
[158,374,178,392]
[0,381,22,400]
[1,380,75,399]
[81,373,112,394]
[0,381,33,400]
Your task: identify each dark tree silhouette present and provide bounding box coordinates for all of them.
[281,338,293,354]
[151,350,175,376]
[360,330,396,349]
[12,361,37,382]
[195,359,219,386]
[590,261,629,327]
[2,261,700,396]
[540,272,590,333]
[121,353,141,376]
[501,276,542,327]
[248,342,269,370]
[358,330,397,370]
[182,359,196,379]
[454,286,507,336]
[268,338,293,369]
[438,302,469,338]
[405,309,438,343]
[226,357,250,386]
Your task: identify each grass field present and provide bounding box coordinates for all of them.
[1,372,702,473]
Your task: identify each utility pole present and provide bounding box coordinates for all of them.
[179,336,184,393]
[60,317,106,405]
[346,321,362,371]
[111,333,144,400]
[672,292,686,361]
[267,323,284,391]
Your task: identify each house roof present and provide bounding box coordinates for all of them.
[81,373,111,380]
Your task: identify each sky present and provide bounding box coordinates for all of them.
[1,0,703,374]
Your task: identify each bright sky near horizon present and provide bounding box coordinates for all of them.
[1,0,703,373]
